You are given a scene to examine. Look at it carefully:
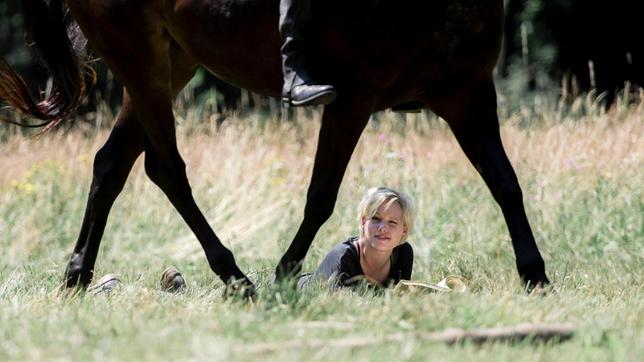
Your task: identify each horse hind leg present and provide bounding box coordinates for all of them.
[64,41,215,289]
[423,79,550,290]
[84,21,252,292]
[64,93,145,288]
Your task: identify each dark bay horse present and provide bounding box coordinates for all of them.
[0,0,550,293]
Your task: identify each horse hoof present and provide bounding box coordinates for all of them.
[160,266,187,293]
[87,273,121,295]
[523,274,551,294]
[274,260,303,282]
[224,278,257,302]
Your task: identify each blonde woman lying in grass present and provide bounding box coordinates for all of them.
[298,187,414,289]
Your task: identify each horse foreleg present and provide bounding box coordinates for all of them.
[64,94,144,288]
[427,79,550,290]
[275,101,371,280]
[142,140,252,290]
[111,50,253,293]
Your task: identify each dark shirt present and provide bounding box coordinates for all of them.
[307,236,414,288]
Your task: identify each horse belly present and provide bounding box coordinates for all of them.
[166,0,283,95]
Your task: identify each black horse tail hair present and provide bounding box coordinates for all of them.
[0,0,96,132]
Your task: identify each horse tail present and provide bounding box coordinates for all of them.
[0,0,96,132]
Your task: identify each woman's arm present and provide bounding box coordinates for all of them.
[314,239,362,286]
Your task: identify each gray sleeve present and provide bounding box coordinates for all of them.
[314,242,362,286]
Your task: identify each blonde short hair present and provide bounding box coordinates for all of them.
[357,187,414,243]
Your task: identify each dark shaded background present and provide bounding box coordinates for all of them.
[1,0,642,123]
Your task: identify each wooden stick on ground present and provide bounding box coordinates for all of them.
[426,323,576,345]
[236,323,576,354]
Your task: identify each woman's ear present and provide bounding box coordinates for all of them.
[359,217,366,236]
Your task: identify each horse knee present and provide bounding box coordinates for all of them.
[304,190,336,223]
[144,150,188,192]
[90,146,127,201]
[491,177,524,207]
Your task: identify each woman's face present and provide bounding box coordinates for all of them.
[361,201,408,253]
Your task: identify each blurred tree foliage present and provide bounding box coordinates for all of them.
[1,0,642,119]
[502,0,642,104]
[0,0,48,92]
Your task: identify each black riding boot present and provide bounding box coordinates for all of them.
[279,0,337,106]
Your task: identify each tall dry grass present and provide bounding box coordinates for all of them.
[1,97,641,267]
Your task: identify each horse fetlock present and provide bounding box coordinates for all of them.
[274,258,303,281]
[518,257,550,291]
[210,256,251,286]
[223,277,257,302]
[63,254,92,287]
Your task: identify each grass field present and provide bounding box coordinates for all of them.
[0,97,642,361]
